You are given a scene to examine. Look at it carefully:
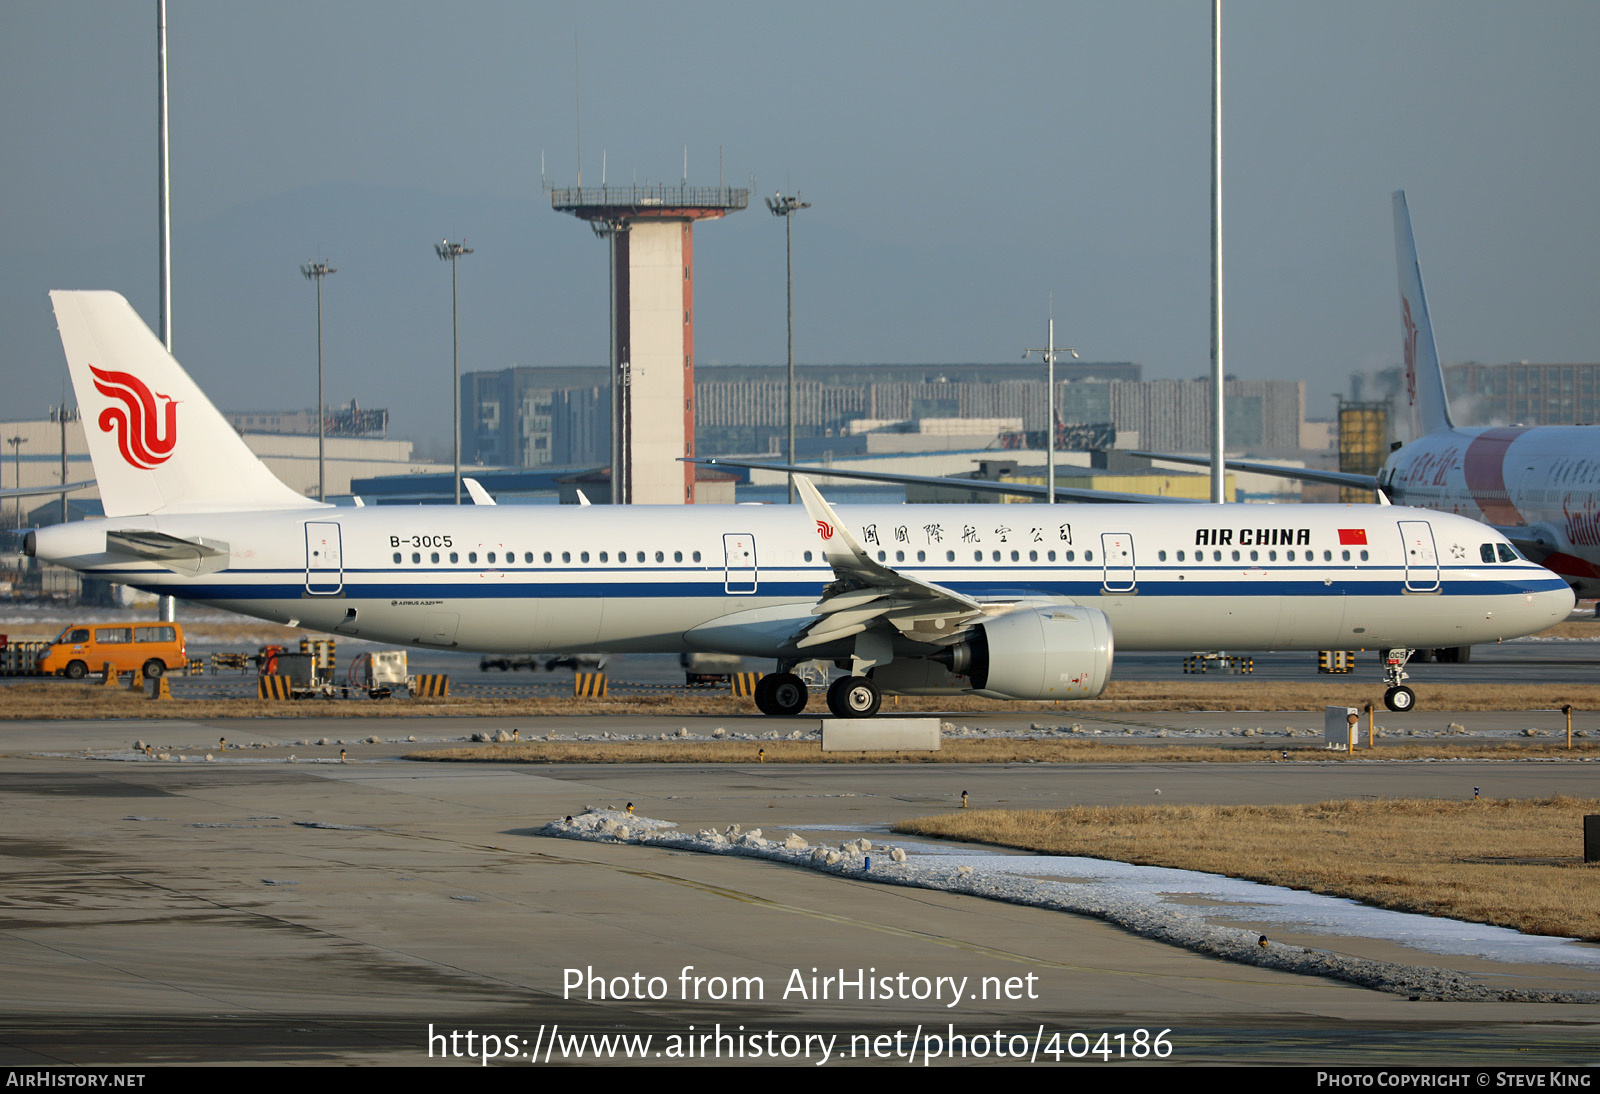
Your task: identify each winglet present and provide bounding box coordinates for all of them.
[793,474,883,577]
[462,477,497,506]
[1393,192,1454,435]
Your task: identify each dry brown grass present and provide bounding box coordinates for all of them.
[896,797,1600,940]
[412,738,1600,764]
[6,678,1600,721]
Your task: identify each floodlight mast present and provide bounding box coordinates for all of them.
[1022,303,1078,505]
[435,239,474,505]
[765,192,810,504]
[300,260,337,502]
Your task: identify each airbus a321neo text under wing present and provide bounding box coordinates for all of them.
[27,292,1572,715]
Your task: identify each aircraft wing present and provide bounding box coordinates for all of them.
[1129,451,1385,495]
[0,479,95,501]
[691,457,1201,504]
[790,476,984,650]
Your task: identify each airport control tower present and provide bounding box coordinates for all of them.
[551,183,748,504]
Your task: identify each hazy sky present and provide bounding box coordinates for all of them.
[4,1,1598,452]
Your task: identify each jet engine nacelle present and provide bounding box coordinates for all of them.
[926,605,1114,701]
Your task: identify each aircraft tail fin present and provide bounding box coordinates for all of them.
[50,291,322,517]
[1392,191,1454,435]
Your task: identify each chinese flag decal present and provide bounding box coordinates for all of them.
[1338,528,1368,546]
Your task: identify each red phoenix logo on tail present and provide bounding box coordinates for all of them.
[90,365,179,468]
[815,520,834,541]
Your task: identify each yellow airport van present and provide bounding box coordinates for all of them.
[37,622,187,680]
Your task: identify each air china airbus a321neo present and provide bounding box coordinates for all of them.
[26,292,1572,715]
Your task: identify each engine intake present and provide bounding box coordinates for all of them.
[931,605,1113,700]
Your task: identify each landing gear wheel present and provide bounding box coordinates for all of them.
[765,672,809,716]
[827,675,881,718]
[753,674,777,714]
[1383,685,1416,713]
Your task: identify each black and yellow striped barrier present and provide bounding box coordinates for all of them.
[573,672,608,698]
[211,652,252,673]
[730,672,763,697]
[101,662,120,687]
[411,674,451,698]
[126,667,144,691]
[259,674,294,700]
[149,676,172,700]
[1318,650,1354,674]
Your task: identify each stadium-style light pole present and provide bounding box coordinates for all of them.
[765,192,809,503]
[300,260,336,502]
[1022,302,1077,505]
[435,239,474,505]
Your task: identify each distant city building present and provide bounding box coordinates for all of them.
[1444,362,1600,426]
[224,401,389,437]
[460,363,1305,470]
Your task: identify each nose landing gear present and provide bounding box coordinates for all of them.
[1381,648,1417,712]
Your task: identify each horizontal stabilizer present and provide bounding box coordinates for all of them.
[106,529,231,575]
[0,479,96,501]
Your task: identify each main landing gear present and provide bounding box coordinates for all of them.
[826,675,881,719]
[753,672,809,717]
[1381,648,1416,713]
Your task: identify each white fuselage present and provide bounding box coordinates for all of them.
[1381,425,1600,594]
[31,501,1573,658]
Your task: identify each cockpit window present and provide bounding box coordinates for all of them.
[1480,544,1496,564]
[1497,543,1519,563]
